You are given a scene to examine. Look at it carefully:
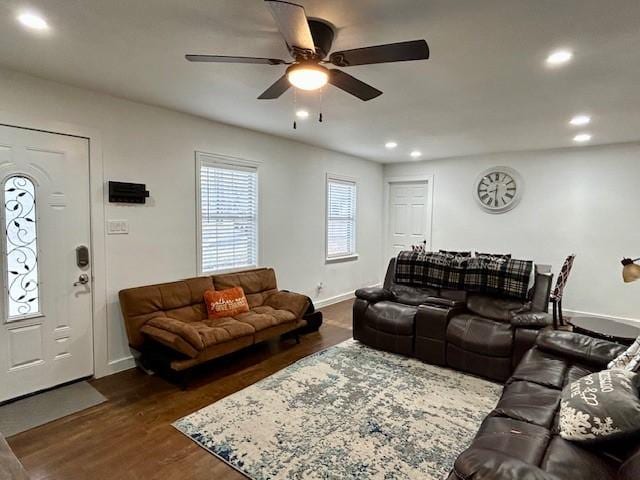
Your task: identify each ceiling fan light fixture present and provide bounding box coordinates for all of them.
[286,64,329,91]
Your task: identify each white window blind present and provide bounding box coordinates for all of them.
[199,161,258,273]
[326,176,357,259]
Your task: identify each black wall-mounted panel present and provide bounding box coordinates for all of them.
[108,181,150,204]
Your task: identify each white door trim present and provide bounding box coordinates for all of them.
[383,175,434,268]
[0,110,111,378]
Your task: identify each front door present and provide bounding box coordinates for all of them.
[388,181,430,259]
[0,125,93,403]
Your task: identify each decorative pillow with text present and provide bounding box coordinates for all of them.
[559,369,640,444]
[204,287,250,319]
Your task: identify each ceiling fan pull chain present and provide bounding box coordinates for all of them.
[318,87,324,123]
[293,88,298,130]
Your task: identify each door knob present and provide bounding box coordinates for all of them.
[73,274,90,286]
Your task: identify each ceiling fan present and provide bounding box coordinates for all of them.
[186,0,430,102]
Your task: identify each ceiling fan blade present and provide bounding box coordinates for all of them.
[265,0,315,54]
[258,74,291,99]
[186,54,287,65]
[328,70,382,101]
[329,40,430,67]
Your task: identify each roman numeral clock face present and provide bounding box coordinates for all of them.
[474,167,523,213]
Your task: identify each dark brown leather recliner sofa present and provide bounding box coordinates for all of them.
[119,267,320,379]
[353,257,554,382]
[448,330,640,480]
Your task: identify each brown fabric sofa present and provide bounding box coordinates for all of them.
[119,268,315,375]
[448,330,640,480]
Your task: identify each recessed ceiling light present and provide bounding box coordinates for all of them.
[569,115,591,126]
[573,133,592,143]
[295,109,309,119]
[410,151,422,159]
[385,141,398,149]
[17,11,49,31]
[546,49,573,66]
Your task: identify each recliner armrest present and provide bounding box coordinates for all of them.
[424,297,466,309]
[511,312,553,328]
[354,287,393,303]
[535,330,627,368]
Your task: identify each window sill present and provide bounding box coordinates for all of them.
[200,265,258,276]
[325,254,359,264]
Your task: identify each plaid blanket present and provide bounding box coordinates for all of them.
[395,251,533,300]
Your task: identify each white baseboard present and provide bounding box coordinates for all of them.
[564,309,640,327]
[100,355,136,378]
[314,284,381,309]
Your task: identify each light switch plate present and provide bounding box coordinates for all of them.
[107,220,129,235]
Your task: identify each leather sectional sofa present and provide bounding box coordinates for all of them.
[354,257,554,381]
[449,330,639,480]
[119,267,320,380]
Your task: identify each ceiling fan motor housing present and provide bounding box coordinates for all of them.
[307,19,335,59]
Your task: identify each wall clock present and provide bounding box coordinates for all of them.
[474,166,523,214]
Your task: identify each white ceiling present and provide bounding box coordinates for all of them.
[1,0,639,163]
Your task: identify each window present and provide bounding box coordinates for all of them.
[4,175,40,321]
[326,175,357,261]
[197,156,258,273]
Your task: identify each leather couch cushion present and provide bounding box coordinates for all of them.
[472,417,551,465]
[234,306,297,332]
[536,330,627,369]
[619,448,640,480]
[365,301,417,336]
[466,294,529,322]
[492,381,560,428]
[564,364,595,386]
[390,285,438,306]
[510,347,568,389]
[541,436,618,480]
[447,314,513,357]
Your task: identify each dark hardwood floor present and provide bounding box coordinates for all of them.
[8,300,354,480]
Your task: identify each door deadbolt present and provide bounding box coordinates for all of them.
[76,245,90,268]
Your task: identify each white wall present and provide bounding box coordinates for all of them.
[385,143,640,324]
[0,68,384,376]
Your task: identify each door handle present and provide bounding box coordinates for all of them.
[73,274,90,286]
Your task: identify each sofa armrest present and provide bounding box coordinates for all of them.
[452,448,560,480]
[264,291,310,318]
[424,296,466,309]
[535,330,627,368]
[354,287,393,303]
[511,312,553,328]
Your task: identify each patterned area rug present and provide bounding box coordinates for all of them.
[174,340,502,479]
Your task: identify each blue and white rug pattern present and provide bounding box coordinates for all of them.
[173,340,502,479]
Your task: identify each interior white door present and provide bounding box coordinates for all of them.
[0,125,93,403]
[388,181,429,259]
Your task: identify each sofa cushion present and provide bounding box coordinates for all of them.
[263,291,309,318]
[212,268,278,308]
[510,347,568,389]
[390,285,439,306]
[536,330,627,369]
[466,294,529,322]
[540,436,618,480]
[447,314,513,357]
[472,417,551,465]
[204,287,250,319]
[119,276,213,349]
[365,301,417,336]
[619,447,640,480]
[234,306,297,332]
[145,316,255,350]
[492,381,560,428]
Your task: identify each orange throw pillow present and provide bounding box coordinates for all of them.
[204,287,249,319]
